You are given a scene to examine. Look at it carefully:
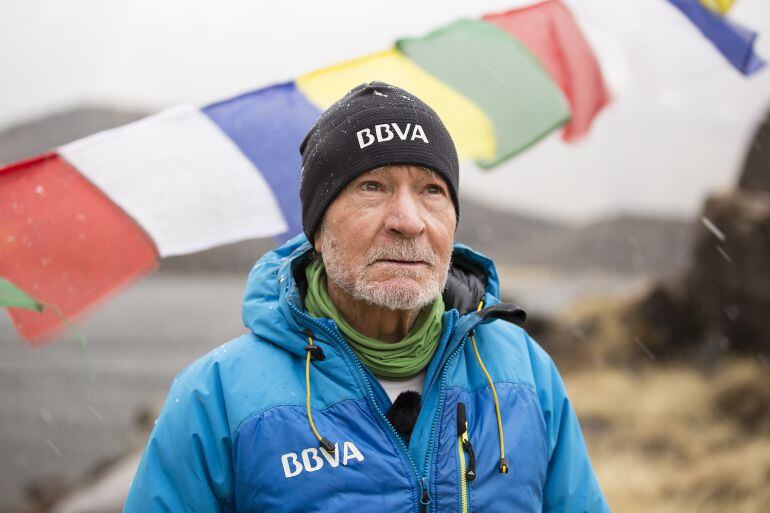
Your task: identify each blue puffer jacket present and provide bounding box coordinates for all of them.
[123,235,611,513]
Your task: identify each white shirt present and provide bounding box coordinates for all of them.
[376,369,426,403]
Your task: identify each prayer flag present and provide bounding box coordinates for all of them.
[397,19,571,167]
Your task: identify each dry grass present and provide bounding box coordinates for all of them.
[564,359,770,513]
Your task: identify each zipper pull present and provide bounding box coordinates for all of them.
[456,403,476,481]
[456,402,468,438]
[463,438,476,481]
[419,477,431,512]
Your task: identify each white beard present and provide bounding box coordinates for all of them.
[318,225,451,311]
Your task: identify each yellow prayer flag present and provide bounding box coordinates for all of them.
[699,0,735,15]
[297,48,496,161]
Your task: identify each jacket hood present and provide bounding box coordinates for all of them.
[241,233,522,356]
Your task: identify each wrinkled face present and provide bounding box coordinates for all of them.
[314,165,456,311]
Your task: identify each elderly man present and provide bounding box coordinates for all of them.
[123,82,610,513]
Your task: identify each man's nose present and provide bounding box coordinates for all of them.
[383,189,426,238]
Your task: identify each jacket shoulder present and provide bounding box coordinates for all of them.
[168,333,309,438]
[469,319,557,390]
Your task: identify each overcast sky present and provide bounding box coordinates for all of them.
[2,0,769,224]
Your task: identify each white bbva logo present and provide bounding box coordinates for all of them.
[281,441,365,478]
[356,123,429,149]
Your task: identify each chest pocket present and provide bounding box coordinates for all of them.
[232,399,416,513]
[431,384,548,513]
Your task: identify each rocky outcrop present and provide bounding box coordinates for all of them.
[626,112,770,361]
[739,112,770,192]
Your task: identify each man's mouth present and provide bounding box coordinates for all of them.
[372,259,429,267]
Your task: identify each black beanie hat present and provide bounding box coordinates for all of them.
[299,81,459,244]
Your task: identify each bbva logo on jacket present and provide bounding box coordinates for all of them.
[281,441,365,478]
[356,123,429,149]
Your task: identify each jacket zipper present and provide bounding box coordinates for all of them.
[419,330,473,513]
[290,301,432,513]
[290,301,476,513]
[456,402,476,513]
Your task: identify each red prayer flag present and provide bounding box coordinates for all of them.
[484,0,611,141]
[0,154,159,344]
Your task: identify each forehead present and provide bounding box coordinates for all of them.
[359,164,445,183]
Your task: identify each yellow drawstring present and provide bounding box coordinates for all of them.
[471,300,509,474]
[305,333,335,454]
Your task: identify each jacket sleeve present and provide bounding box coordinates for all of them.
[123,360,234,513]
[525,332,611,513]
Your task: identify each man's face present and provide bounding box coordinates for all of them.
[314,165,456,311]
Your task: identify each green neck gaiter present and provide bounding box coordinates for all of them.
[304,259,444,378]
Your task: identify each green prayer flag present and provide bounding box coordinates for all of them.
[397,19,571,167]
[0,277,43,312]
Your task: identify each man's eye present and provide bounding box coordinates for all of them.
[426,184,444,195]
[360,181,381,192]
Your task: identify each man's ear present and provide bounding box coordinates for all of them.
[313,219,326,254]
[313,237,323,254]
